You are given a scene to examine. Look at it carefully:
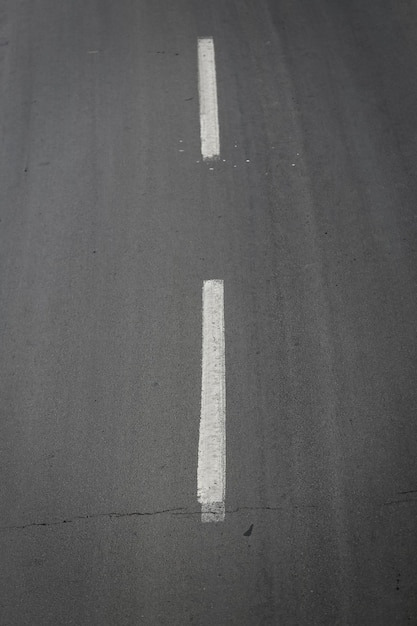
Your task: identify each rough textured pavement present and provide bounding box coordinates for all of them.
[1,1,417,624]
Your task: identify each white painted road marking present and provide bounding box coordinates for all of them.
[198,38,220,160]
[198,280,226,522]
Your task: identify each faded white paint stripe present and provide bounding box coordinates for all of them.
[198,37,220,160]
[198,280,226,522]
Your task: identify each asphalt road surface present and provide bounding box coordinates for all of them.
[1,1,417,624]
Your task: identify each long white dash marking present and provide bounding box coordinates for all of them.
[198,280,226,522]
[198,38,220,160]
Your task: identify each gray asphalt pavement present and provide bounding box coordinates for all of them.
[1,0,417,624]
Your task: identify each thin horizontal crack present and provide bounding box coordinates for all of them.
[0,505,292,531]
[231,506,283,512]
[0,508,192,531]
[384,499,417,506]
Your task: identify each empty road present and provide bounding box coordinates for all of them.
[1,0,417,624]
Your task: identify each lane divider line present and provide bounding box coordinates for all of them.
[198,280,226,522]
[198,37,220,160]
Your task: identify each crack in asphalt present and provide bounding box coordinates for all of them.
[0,508,191,530]
[383,499,417,506]
[0,506,288,531]
[5,497,414,530]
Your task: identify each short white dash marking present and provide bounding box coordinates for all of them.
[198,38,220,160]
[198,280,226,523]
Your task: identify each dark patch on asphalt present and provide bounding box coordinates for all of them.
[243,524,254,537]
